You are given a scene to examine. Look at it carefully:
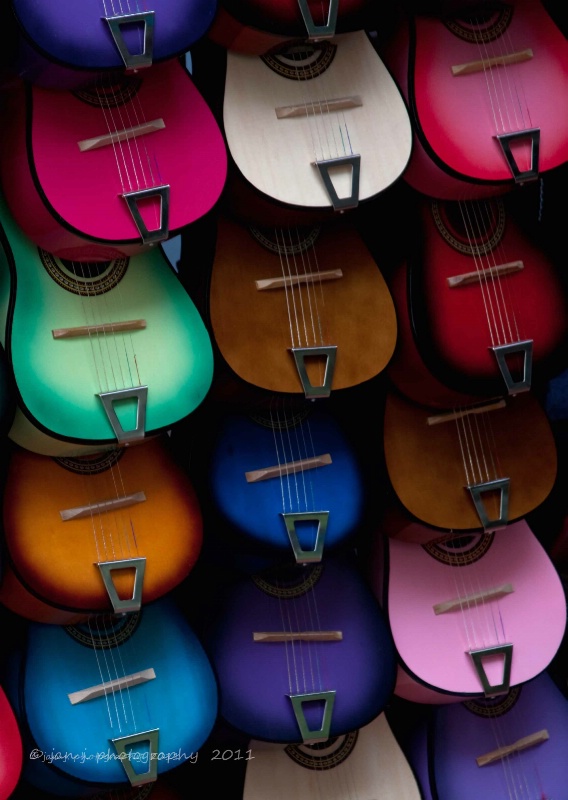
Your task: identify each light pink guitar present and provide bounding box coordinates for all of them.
[372,518,566,703]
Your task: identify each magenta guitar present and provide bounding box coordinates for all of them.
[0,59,227,261]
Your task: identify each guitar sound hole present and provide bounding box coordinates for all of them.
[444,3,512,43]
[73,74,142,107]
[252,563,323,598]
[65,611,140,649]
[431,199,505,256]
[60,260,112,278]
[39,249,129,296]
[262,40,336,80]
[423,532,494,566]
[463,684,521,717]
[285,730,358,769]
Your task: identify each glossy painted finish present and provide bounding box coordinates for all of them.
[0,59,227,260]
[6,598,218,791]
[378,521,566,701]
[12,0,217,78]
[207,557,397,742]
[430,672,568,799]
[209,408,364,556]
[0,192,214,452]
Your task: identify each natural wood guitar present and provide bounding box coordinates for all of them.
[209,215,397,397]
[383,389,557,531]
[223,30,411,210]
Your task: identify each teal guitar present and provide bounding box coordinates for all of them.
[0,192,214,455]
[4,598,218,796]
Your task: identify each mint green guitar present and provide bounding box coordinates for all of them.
[0,193,214,455]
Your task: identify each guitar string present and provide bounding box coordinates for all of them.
[268,396,327,727]
[273,226,327,391]
[95,67,162,236]
[457,199,520,351]
[287,36,355,203]
[470,7,534,180]
[67,257,141,571]
[67,254,160,761]
[449,410,525,798]
[458,197,527,391]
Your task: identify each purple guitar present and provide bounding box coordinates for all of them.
[10,0,217,87]
[205,556,396,743]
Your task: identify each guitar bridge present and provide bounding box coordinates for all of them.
[297,0,338,40]
[104,12,155,71]
[495,128,540,184]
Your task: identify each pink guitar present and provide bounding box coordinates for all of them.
[0,686,22,800]
[371,518,567,704]
[0,59,227,261]
[381,0,568,199]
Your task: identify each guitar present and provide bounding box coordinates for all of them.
[0,685,22,800]
[243,713,421,800]
[208,215,397,397]
[205,556,396,742]
[208,402,365,562]
[10,0,217,87]
[383,388,557,531]
[0,58,227,261]
[408,194,568,398]
[428,671,568,798]
[374,519,567,703]
[0,191,214,456]
[5,597,218,794]
[381,0,568,198]
[223,30,412,211]
[0,436,203,624]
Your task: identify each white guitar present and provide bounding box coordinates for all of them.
[223,30,412,211]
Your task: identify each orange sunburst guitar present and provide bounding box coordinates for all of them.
[209,215,397,397]
[0,436,202,624]
[383,389,557,532]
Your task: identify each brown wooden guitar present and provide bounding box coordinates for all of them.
[0,436,203,623]
[209,214,397,397]
[383,389,557,531]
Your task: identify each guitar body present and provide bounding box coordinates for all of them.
[206,557,396,742]
[0,193,214,455]
[209,216,397,394]
[383,389,557,530]
[409,196,567,396]
[11,0,217,86]
[5,598,218,793]
[429,672,568,798]
[376,521,566,702]
[243,713,421,800]
[382,0,568,197]
[0,59,227,261]
[0,686,22,800]
[0,437,202,623]
[224,31,411,210]
[208,407,364,558]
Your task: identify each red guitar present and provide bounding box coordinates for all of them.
[408,194,567,398]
